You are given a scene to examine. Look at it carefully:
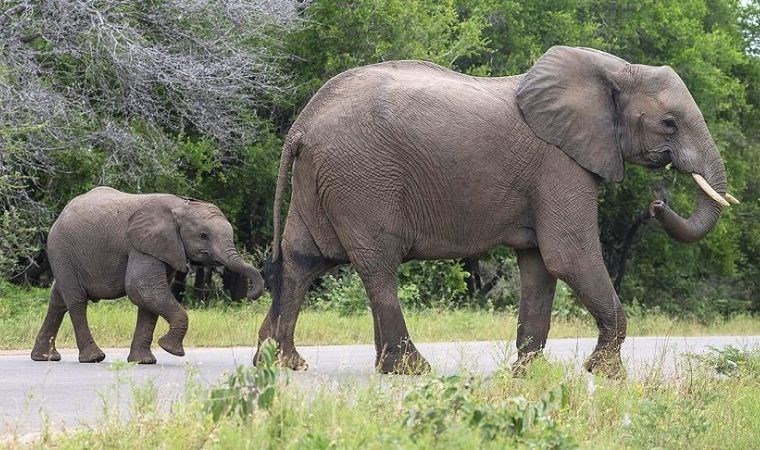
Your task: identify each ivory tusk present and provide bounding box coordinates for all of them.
[724,193,740,204]
[692,173,730,207]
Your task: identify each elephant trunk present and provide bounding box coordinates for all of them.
[221,244,265,300]
[649,142,729,244]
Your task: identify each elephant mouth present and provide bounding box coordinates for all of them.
[192,251,220,267]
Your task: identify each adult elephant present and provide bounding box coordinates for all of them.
[255,46,738,377]
[31,187,265,364]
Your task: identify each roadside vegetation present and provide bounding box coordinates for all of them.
[4,342,760,449]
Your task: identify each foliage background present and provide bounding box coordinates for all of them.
[1,0,758,318]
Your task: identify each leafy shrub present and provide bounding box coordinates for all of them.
[204,339,279,422]
[309,261,468,315]
[0,206,44,279]
[402,375,574,447]
[397,260,469,308]
[309,269,369,315]
[551,282,589,319]
[402,375,476,438]
[690,345,760,378]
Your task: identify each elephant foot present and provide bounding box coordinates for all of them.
[31,342,61,362]
[376,341,431,375]
[511,351,545,378]
[127,348,157,364]
[78,344,106,363]
[158,335,185,357]
[584,347,626,380]
[279,350,309,371]
[255,347,309,371]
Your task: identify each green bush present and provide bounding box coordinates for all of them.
[689,345,760,379]
[309,261,469,315]
[204,339,279,422]
[398,260,470,308]
[402,375,575,447]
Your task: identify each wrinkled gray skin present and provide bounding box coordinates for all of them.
[256,46,731,377]
[31,187,264,364]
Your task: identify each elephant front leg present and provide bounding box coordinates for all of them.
[127,307,159,364]
[539,246,627,379]
[513,248,557,376]
[126,250,189,359]
[535,175,627,378]
[535,180,627,379]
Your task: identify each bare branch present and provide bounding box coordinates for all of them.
[0,1,28,26]
[0,0,299,277]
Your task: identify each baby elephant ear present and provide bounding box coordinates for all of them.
[517,46,630,182]
[127,198,187,272]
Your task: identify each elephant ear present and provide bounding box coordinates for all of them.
[127,198,187,272]
[517,46,630,182]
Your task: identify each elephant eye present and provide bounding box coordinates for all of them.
[200,232,209,240]
[661,117,677,131]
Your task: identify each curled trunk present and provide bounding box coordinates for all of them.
[221,246,265,300]
[650,151,728,244]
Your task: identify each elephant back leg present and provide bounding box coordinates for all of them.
[512,248,557,376]
[255,212,338,370]
[31,284,67,361]
[324,192,429,374]
[350,246,430,375]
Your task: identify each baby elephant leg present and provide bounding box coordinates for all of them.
[31,285,68,361]
[126,250,188,361]
[127,307,160,364]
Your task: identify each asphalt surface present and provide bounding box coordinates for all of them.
[2,335,759,437]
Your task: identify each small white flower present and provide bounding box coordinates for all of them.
[622,413,632,428]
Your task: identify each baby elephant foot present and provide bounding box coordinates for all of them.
[78,344,106,363]
[376,341,431,375]
[158,335,185,357]
[584,347,626,380]
[31,340,61,362]
[127,348,157,364]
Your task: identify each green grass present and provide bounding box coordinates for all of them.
[5,345,760,449]
[2,283,760,352]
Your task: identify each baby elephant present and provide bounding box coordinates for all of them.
[31,187,264,364]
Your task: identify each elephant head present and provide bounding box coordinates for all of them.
[127,197,265,299]
[517,46,738,243]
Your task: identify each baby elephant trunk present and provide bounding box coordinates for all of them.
[222,248,265,300]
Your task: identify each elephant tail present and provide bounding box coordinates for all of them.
[262,252,282,318]
[271,130,301,262]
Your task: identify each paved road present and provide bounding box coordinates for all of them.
[2,335,759,436]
